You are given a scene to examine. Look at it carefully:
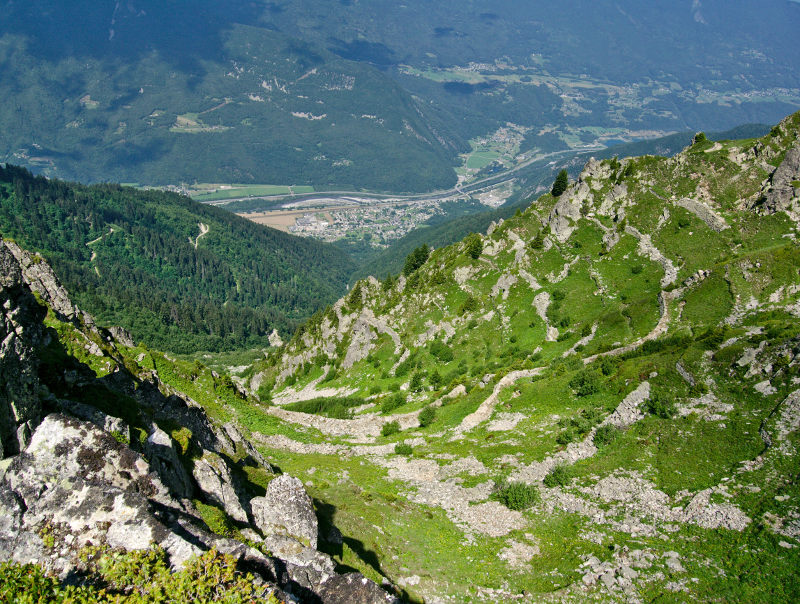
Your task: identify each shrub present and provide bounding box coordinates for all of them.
[418,406,437,428]
[631,264,643,275]
[543,464,572,488]
[285,395,365,419]
[395,443,413,456]
[429,340,454,362]
[599,357,615,376]
[381,393,405,414]
[645,390,677,419]
[593,424,619,447]
[569,369,601,397]
[458,295,479,316]
[494,481,541,511]
[381,421,401,437]
[0,547,282,603]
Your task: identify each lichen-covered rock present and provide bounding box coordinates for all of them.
[252,474,319,548]
[316,572,400,604]
[144,426,194,500]
[0,240,45,458]
[192,453,249,523]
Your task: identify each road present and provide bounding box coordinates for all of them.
[200,147,585,210]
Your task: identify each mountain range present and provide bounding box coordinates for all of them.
[2,1,799,192]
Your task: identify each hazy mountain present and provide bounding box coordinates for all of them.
[1,1,798,193]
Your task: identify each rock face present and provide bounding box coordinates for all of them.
[192,454,250,523]
[0,240,45,457]
[760,145,800,217]
[252,474,319,548]
[0,241,398,604]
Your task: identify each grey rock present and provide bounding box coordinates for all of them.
[675,361,696,387]
[0,241,45,458]
[56,399,130,442]
[316,572,399,604]
[108,326,136,348]
[759,145,800,216]
[600,569,616,588]
[262,533,336,576]
[192,453,249,523]
[144,426,194,500]
[252,474,319,548]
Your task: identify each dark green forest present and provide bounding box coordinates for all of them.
[0,165,354,353]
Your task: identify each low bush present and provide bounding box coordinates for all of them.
[593,424,619,447]
[381,421,401,437]
[493,481,541,511]
[395,443,413,456]
[381,393,405,414]
[418,406,437,428]
[543,464,572,488]
[645,390,677,419]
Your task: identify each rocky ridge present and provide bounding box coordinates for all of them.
[0,236,396,603]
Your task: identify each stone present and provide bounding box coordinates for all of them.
[192,454,249,523]
[251,474,319,548]
[0,241,45,458]
[144,426,194,500]
[315,572,399,604]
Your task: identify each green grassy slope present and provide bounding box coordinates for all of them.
[238,112,800,601]
[0,165,356,353]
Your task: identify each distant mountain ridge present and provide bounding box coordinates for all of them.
[2,1,799,193]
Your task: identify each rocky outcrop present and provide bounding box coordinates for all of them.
[2,238,89,326]
[252,474,319,548]
[0,414,397,603]
[0,240,44,457]
[758,145,800,219]
[144,426,194,500]
[0,242,397,604]
[192,453,250,523]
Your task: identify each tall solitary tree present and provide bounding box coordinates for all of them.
[464,233,483,259]
[551,169,569,197]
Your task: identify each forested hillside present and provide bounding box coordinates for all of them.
[0,165,355,352]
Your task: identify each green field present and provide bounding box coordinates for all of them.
[190,184,316,202]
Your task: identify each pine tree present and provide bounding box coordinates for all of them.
[551,169,569,197]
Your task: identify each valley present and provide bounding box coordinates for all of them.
[2,2,800,603]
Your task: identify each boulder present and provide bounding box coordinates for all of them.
[192,453,249,523]
[144,426,194,500]
[251,474,319,548]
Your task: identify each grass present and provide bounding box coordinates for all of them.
[189,183,315,202]
[232,124,800,601]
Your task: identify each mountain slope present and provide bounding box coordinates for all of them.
[0,236,395,603]
[0,2,459,192]
[0,165,355,353]
[242,112,800,601]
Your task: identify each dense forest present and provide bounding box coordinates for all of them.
[0,165,355,352]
